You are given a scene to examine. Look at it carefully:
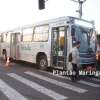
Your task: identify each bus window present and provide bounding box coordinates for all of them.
[71,26,75,36]
[33,25,49,42]
[0,35,2,42]
[6,34,10,43]
[22,28,33,42]
[59,27,65,50]
[17,33,21,42]
[1,34,3,42]
[2,33,7,42]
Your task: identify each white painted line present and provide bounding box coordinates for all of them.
[78,80,100,87]
[88,78,100,82]
[7,73,67,100]
[39,70,71,79]
[39,70,100,87]
[24,71,87,93]
[0,79,27,100]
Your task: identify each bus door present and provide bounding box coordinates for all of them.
[51,26,67,69]
[0,35,2,56]
[10,33,20,59]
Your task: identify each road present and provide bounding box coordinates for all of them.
[0,59,100,100]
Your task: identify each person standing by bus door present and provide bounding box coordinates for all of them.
[71,41,80,82]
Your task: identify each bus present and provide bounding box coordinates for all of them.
[0,16,96,70]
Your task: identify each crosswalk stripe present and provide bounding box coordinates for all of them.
[0,79,27,100]
[60,77,100,88]
[57,76,100,88]
[78,80,100,87]
[39,70,100,88]
[24,71,87,93]
[7,73,68,100]
[62,77,100,88]
[87,77,100,82]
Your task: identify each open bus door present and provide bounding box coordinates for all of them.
[51,26,67,70]
[10,33,20,60]
[0,35,2,56]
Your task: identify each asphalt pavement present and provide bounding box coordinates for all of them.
[0,59,99,100]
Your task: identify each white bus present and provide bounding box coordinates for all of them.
[0,16,96,70]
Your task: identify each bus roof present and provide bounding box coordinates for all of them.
[1,16,94,33]
[33,16,94,26]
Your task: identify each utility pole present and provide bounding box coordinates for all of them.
[38,0,86,18]
[71,0,86,19]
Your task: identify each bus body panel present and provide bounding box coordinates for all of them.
[0,16,96,69]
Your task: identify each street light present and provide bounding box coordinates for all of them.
[71,0,86,18]
[38,0,45,10]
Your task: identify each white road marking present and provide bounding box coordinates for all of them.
[24,71,87,93]
[0,79,27,100]
[87,77,100,82]
[7,73,67,100]
[39,70,100,87]
[78,80,100,87]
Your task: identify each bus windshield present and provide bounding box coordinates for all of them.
[71,25,96,53]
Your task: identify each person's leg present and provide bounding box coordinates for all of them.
[75,66,79,80]
[71,63,76,82]
[72,63,80,81]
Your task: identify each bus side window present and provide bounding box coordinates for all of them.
[59,27,65,50]
[2,33,7,42]
[16,33,21,43]
[6,34,10,43]
[1,34,3,42]
[0,35,2,43]
[22,27,33,42]
[33,25,49,42]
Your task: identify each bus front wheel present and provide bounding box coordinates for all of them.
[38,55,48,70]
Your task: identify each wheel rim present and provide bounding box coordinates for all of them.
[40,59,46,67]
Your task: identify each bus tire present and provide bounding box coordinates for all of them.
[38,55,48,70]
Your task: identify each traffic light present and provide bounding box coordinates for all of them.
[38,0,45,10]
